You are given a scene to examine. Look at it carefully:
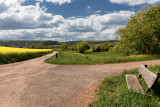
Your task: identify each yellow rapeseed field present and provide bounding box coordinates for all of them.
[0,46,53,54]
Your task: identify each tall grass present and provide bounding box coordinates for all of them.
[46,51,160,64]
[90,65,160,107]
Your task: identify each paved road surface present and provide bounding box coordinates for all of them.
[0,52,160,107]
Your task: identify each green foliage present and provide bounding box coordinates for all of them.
[99,43,113,51]
[36,43,44,49]
[46,51,160,64]
[46,45,54,49]
[114,5,160,55]
[85,48,94,54]
[90,65,160,107]
[69,45,77,51]
[89,43,115,52]
[66,40,119,46]
[95,46,101,52]
[77,41,90,53]
[60,43,68,50]
[0,52,51,64]
[30,44,35,49]
[115,28,125,35]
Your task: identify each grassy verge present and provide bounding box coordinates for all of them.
[0,52,52,64]
[89,65,160,107]
[46,51,160,64]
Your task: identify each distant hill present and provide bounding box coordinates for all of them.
[0,40,60,48]
[66,40,119,45]
[0,40,119,48]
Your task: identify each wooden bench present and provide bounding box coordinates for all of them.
[125,65,159,93]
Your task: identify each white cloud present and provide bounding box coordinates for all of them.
[0,0,135,41]
[45,0,71,5]
[87,6,91,9]
[86,5,92,12]
[36,0,44,3]
[0,9,134,41]
[109,0,160,6]
[95,10,101,14]
[35,0,72,5]
[0,0,26,13]
[0,2,63,29]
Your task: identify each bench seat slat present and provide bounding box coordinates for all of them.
[138,65,158,89]
[125,74,144,93]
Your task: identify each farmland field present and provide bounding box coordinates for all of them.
[0,46,52,54]
[0,46,53,64]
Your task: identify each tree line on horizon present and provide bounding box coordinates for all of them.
[0,40,59,49]
[60,41,115,53]
[0,40,118,50]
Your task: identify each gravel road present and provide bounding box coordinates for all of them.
[0,52,160,107]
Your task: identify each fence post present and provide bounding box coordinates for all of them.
[56,53,58,58]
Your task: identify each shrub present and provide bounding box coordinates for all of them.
[100,43,111,51]
[95,46,101,52]
[69,45,77,51]
[60,43,68,50]
[77,41,90,53]
[85,48,94,54]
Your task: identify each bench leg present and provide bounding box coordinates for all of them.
[138,74,142,79]
[145,88,151,93]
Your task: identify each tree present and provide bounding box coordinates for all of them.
[60,43,68,50]
[69,45,77,51]
[36,43,44,49]
[46,45,54,49]
[77,41,90,53]
[113,4,160,55]
[100,43,110,51]
[30,44,35,49]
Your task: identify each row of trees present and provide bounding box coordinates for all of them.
[60,41,114,53]
[30,44,55,49]
[113,5,160,55]
[0,40,59,48]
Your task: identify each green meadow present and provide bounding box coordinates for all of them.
[46,51,160,65]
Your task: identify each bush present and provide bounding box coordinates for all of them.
[77,41,90,53]
[84,48,94,54]
[95,46,101,52]
[114,5,160,55]
[100,43,114,51]
[69,45,77,51]
[60,43,68,50]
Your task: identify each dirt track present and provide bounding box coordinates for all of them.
[1,52,160,107]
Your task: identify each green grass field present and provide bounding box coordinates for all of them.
[89,65,160,107]
[46,51,160,64]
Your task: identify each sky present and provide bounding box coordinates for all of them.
[0,0,159,41]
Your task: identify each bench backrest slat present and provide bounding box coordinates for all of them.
[138,65,158,89]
